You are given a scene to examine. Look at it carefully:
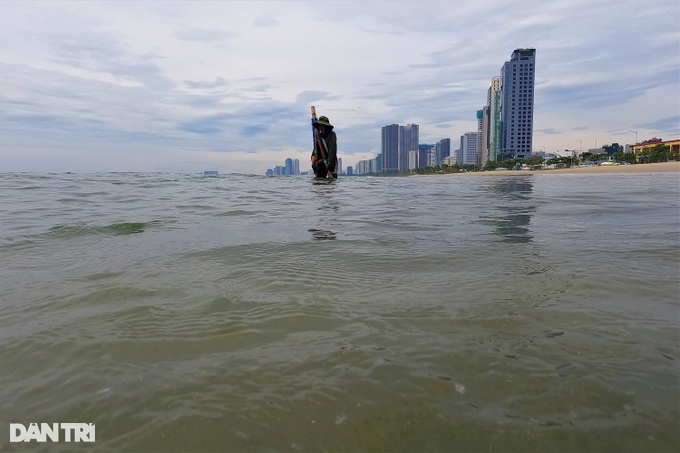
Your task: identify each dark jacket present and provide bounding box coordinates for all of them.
[312,129,338,177]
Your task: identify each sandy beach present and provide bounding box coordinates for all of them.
[448,161,680,176]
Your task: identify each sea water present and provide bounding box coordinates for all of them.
[1,171,678,452]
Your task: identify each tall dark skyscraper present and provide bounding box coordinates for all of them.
[418,144,433,168]
[400,124,419,171]
[500,48,536,160]
[382,124,400,172]
[382,123,419,172]
[436,138,451,164]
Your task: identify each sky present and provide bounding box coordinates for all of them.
[1,0,678,175]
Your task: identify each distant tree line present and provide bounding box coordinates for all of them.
[357,144,674,176]
[622,144,675,164]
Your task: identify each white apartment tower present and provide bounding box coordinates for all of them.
[488,77,502,162]
[460,132,481,166]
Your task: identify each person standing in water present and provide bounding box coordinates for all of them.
[311,115,338,179]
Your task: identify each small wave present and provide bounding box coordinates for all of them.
[217,209,262,217]
[49,221,163,237]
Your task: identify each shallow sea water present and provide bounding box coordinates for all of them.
[1,171,678,452]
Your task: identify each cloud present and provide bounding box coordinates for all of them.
[637,116,680,135]
[29,27,173,90]
[184,77,230,90]
[2,112,73,131]
[179,113,233,135]
[240,124,268,137]
[296,91,333,104]
[253,17,279,28]
[0,0,678,174]
[174,27,238,42]
[538,67,679,111]
[536,128,561,135]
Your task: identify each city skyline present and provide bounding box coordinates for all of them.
[355,49,537,173]
[265,157,345,177]
[1,1,677,174]
[266,158,299,177]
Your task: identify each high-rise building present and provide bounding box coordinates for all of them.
[382,123,419,172]
[499,48,536,160]
[488,77,502,162]
[285,158,293,176]
[356,156,380,174]
[480,106,490,167]
[460,132,481,165]
[293,158,300,176]
[337,158,343,175]
[477,109,484,166]
[418,144,434,168]
[381,124,400,172]
[436,138,451,166]
[408,150,418,170]
[400,124,419,171]
[437,138,451,165]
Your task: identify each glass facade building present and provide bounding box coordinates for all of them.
[499,48,536,160]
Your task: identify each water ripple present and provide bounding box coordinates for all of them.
[0,172,678,452]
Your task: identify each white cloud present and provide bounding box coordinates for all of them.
[1,0,678,174]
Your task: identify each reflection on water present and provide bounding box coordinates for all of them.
[483,177,535,243]
[308,228,336,240]
[310,179,339,240]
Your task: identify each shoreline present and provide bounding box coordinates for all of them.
[440,161,680,176]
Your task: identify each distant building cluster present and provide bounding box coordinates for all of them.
[266,158,345,177]
[356,127,452,174]
[266,158,299,177]
[354,48,536,173]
